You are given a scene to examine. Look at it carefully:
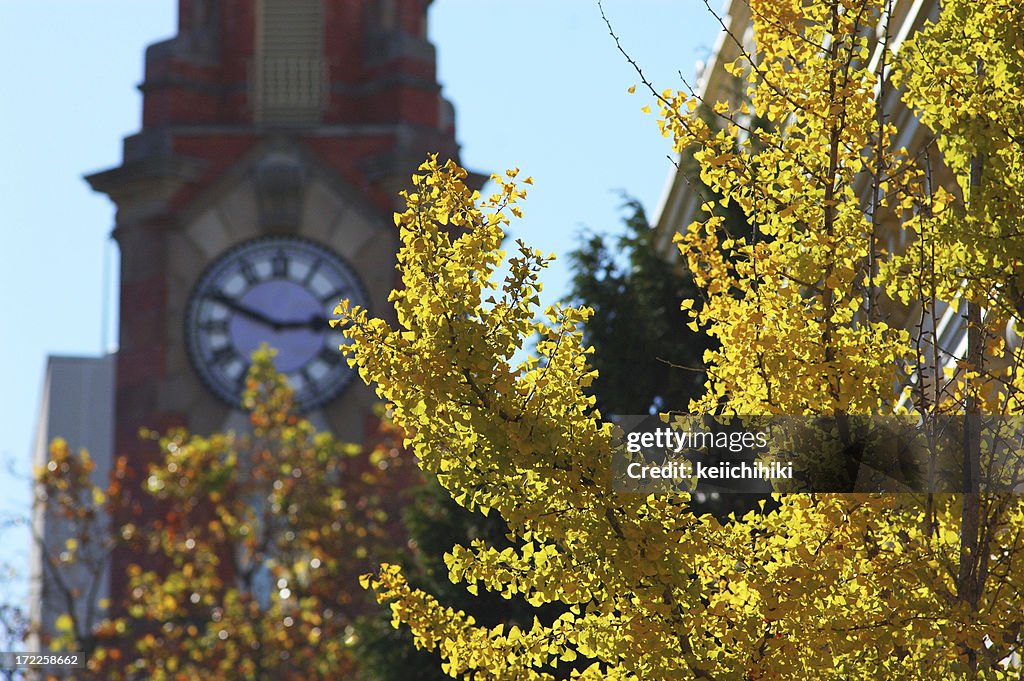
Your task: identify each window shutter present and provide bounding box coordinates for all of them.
[253,0,324,126]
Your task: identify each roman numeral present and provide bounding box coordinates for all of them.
[321,288,348,305]
[235,364,251,391]
[200,319,229,334]
[210,345,237,367]
[317,348,342,366]
[239,258,258,286]
[302,259,322,286]
[293,367,316,394]
[271,250,288,279]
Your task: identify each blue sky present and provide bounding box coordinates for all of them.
[0,1,720,601]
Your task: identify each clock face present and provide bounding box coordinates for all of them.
[184,236,368,411]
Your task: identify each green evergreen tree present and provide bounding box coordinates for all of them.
[567,197,708,416]
[567,195,767,522]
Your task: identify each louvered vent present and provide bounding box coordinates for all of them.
[253,0,324,126]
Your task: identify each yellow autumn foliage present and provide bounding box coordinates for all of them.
[338,1,1024,678]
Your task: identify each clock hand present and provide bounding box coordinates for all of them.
[211,292,333,333]
[275,314,331,332]
[304,315,331,332]
[209,292,286,331]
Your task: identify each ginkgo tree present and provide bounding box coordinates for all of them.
[32,349,416,681]
[338,0,1024,678]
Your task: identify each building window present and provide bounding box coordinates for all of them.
[253,0,325,126]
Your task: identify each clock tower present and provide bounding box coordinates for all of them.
[87,0,475,461]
